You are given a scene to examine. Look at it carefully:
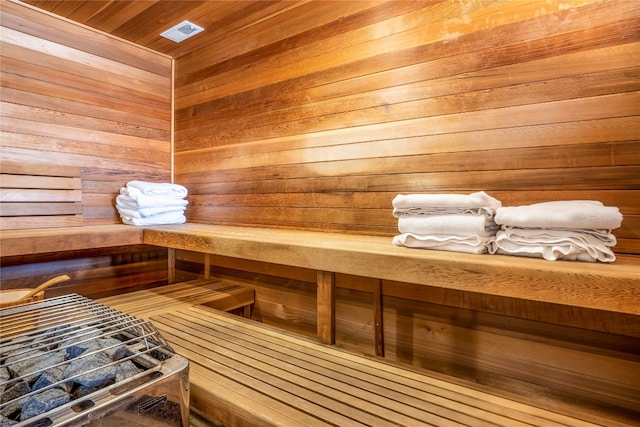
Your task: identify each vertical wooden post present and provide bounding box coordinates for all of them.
[167,248,175,284]
[373,278,384,357]
[317,270,336,345]
[203,253,211,279]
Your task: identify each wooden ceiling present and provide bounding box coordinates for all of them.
[19,0,305,58]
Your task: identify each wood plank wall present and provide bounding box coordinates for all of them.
[0,2,172,297]
[172,1,640,419]
[1,0,173,225]
[0,1,638,420]
[174,0,640,255]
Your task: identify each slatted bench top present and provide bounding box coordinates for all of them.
[149,305,625,427]
[144,223,640,316]
[97,278,255,319]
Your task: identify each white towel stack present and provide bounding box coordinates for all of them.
[116,180,188,226]
[489,201,623,262]
[392,191,502,254]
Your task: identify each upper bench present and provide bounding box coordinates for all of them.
[0,224,144,256]
[142,223,640,316]
[0,223,637,316]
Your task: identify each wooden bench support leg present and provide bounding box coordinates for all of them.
[203,253,211,279]
[317,270,335,345]
[242,304,252,319]
[373,278,384,357]
[168,248,176,284]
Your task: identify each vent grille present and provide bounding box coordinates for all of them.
[160,20,204,43]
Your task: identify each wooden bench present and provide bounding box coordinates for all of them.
[2,223,638,347]
[149,305,625,427]
[1,223,638,425]
[97,278,255,319]
[142,223,640,347]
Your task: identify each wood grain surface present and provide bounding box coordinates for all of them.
[171,0,640,253]
[1,1,172,225]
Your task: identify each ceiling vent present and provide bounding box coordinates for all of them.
[160,20,204,43]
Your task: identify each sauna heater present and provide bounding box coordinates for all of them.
[0,294,189,426]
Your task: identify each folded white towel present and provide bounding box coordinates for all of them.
[124,180,188,199]
[393,191,501,217]
[120,211,186,226]
[398,214,498,236]
[393,233,492,254]
[116,204,186,219]
[117,193,189,210]
[489,227,617,262]
[494,201,622,230]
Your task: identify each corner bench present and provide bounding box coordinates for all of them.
[149,305,623,427]
[97,277,255,319]
[1,223,639,426]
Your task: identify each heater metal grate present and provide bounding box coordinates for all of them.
[0,294,189,426]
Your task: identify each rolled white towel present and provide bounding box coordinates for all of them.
[117,193,189,210]
[392,233,492,254]
[120,211,186,226]
[116,204,186,219]
[489,227,617,262]
[494,200,622,230]
[125,180,188,199]
[398,214,498,236]
[393,191,501,217]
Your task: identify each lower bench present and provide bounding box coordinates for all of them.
[97,278,255,319]
[149,306,615,427]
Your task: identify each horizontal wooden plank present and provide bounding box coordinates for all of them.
[182,166,640,196]
[1,174,81,190]
[0,202,82,216]
[0,160,80,177]
[0,224,144,256]
[0,188,82,203]
[185,204,638,239]
[0,215,83,230]
[185,190,640,214]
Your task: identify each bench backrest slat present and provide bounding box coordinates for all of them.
[0,161,83,230]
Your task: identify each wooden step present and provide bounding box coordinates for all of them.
[98,278,254,319]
